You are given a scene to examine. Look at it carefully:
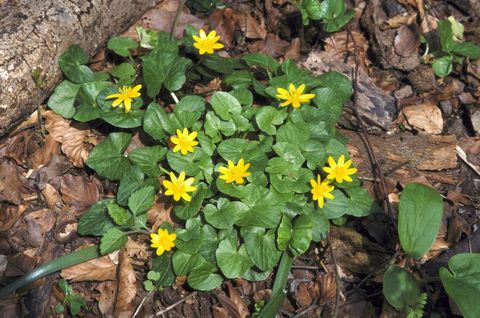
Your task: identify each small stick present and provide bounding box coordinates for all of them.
[133,291,154,318]
[169,0,186,40]
[155,291,198,316]
[327,234,341,318]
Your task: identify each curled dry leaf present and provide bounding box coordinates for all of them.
[147,200,173,230]
[61,250,118,282]
[295,282,314,307]
[248,33,289,58]
[323,31,370,70]
[97,281,117,316]
[420,14,438,34]
[41,183,62,209]
[125,238,149,261]
[209,9,236,48]
[383,12,417,29]
[317,273,337,301]
[32,135,59,169]
[113,248,137,318]
[60,174,103,213]
[0,160,22,205]
[43,111,94,168]
[394,25,420,57]
[284,38,301,61]
[234,11,267,39]
[24,209,56,247]
[399,102,443,134]
[0,204,27,233]
[227,281,249,318]
[212,305,230,318]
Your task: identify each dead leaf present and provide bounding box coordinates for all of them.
[394,25,420,57]
[295,282,313,307]
[60,174,103,213]
[194,78,222,94]
[212,305,231,318]
[97,281,117,316]
[248,34,289,58]
[399,102,443,134]
[0,160,22,205]
[147,200,173,230]
[459,137,480,166]
[113,248,137,318]
[420,15,438,34]
[32,135,59,169]
[234,11,267,39]
[24,209,56,247]
[323,31,370,69]
[227,282,249,318]
[125,238,149,261]
[383,12,417,29]
[61,250,118,282]
[43,111,94,168]
[317,273,336,301]
[209,9,236,48]
[284,38,301,60]
[41,183,62,209]
[0,204,27,233]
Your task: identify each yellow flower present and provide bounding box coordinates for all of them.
[310,174,335,208]
[322,155,358,183]
[106,85,142,113]
[150,228,177,256]
[276,84,315,108]
[170,128,199,155]
[192,29,224,55]
[162,171,197,202]
[218,159,251,184]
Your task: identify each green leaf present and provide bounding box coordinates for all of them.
[151,253,176,287]
[346,187,378,217]
[321,189,349,219]
[107,36,138,57]
[128,146,167,177]
[432,56,453,77]
[290,215,313,256]
[276,120,310,147]
[272,142,305,167]
[224,70,253,89]
[86,132,132,180]
[55,304,65,314]
[439,253,480,318]
[166,149,203,176]
[174,184,206,220]
[128,186,155,216]
[176,95,206,113]
[383,265,420,311]
[216,236,253,279]
[236,188,283,228]
[142,51,192,97]
[110,62,136,79]
[303,140,326,170]
[66,294,86,316]
[451,41,480,59]
[255,106,286,135]
[270,168,313,194]
[78,199,116,235]
[398,183,443,258]
[143,280,155,292]
[217,139,268,172]
[107,203,129,226]
[100,228,128,254]
[204,198,246,229]
[204,111,236,140]
[172,250,206,276]
[277,215,292,251]
[143,102,172,139]
[117,166,159,206]
[242,227,281,271]
[136,26,159,49]
[101,109,143,128]
[438,19,454,52]
[311,208,330,242]
[77,80,112,105]
[210,91,242,121]
[312,87,345,121]
[230,88,253,106]
[243,53,280,73]
[58,44,94,84]
[47,80,81,118]
[73,103,102,122]
[187,263,223,291]
[302,0,324,20]
[323,9,354,32]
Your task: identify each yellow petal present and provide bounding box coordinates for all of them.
[207,30,217,40]
[163,180,172,188]
[132,84,142,92]
[192,35,201,42]
[288,83,296,94]
[317,196,325,208]
[112,98,123,107]
[338,155,345,166]
[124,100,131,113]
[328,156,337,168]
[324,192,335,200]
[297,84,305,94]
[279,100,292,107]
[156,246,165,256]
[310,178,317,188]
[344,175,353,182]
[178,171,186,183]
[346,168,358,175]
[106,93,120,99]
[181,193,192,202]
[323,167,333,174]
[199,29,206,39]
[212,42,224,49]
[276,87,289,95]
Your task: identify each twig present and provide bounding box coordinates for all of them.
[133,291,154,318]
[327,233,341,318]
[291,265,320,270]
[155,291,198,316]
[169,0,186,40]
[345,28,396,225]
[456,145,480,176]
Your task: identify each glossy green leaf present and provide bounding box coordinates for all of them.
[216,236,253,279]
[311,209,330,242]
[47,80,81,118]
[242,227,281,271]
[204,198,246,229]
[107,203,129,226]
[398,183,443,258]
[321,189,349,219]
[290,215,313,256]
[58,45,94,83]
[128,186,155,216]
[107,36,138,57]
[174,184,206,220]
[100,109,143,128]
[128,146,167,177]
[187,262,223,291]
[151,253,176,287]
[210,91,242,121]
[346,187,378,217]
[100,228,128,254]
[172,250,206,276]
[243,53,280,73]
[439,253,480,318]
[143,102,172,140]
[78,199,116,235]
[86,132,132,180]
[383,265,420,311]
[272,142,305,167]
[255,106,286,135]
[432,56,453,77]
[277,215,292,251]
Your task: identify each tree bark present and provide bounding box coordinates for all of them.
[0,0,161,136]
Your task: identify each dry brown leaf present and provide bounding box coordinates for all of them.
[459,137,480,166]
[284,38,301,60]
[400,102,443,134]
[148,200,173,230]
[97,281,117,316]
[0,160,22,205]
[209,9,236,48]
[227,282,249,318]
[61,250,118,282]
[60,174,102,213]
[24,209,56,247]
[125,238,149,261]
[43,111,93,168]
[212,305,231,318]
[32,135,59,169]
[194,78,222,94]
[394,25,420,57]
[234,12,267,39]
[323,31,370,70]
[113,248,137,318]
[0,204,27,233]
[383,12,417,29]
[420,15,438,34]
[248,34,289,58]
[41,183,62,209]
[295,282,313,307]
[317,273,337,301]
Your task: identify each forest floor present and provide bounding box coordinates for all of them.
[0,0,479,317]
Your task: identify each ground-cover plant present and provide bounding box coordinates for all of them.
[296,0,354,31]
[423,16,480,77]
[54,279,87,316]
[0,26,377,316]
[382,183,480,318]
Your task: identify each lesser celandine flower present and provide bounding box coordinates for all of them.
[106,84,142,113]
[192,29,224,55]
[150,228,176,256]
[310,174,334,208]
[276,83,315,108]
[323,155,358,183]
[162,171,197,202]
[170,128,199,155]
[218,159,251,185]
